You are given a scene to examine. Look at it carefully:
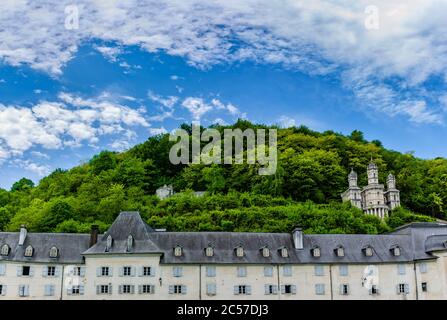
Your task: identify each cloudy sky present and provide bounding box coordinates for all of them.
[0,0,447,189]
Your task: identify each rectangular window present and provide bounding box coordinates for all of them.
[234,285,251,295]
[22,266,30,276]
[315,284,325,295]
[421,282,428,292]
[206,266,216,277]
[397,264,406,275]
[264,266,273,277]
[44,284,55,296]
[0,264,6,276]
[101,267,110,277]
[314,265,324,276]
[370,285,379,295]
[397,283,409,294]
[140,285,154,294]
[173,267,183,277]
[71,285,80,295]
[339,265,348,276]
[206,283,216,296]
[237,267,247,277]
[283,266,292,277]
[419,263,428,274]
[123,266,132,276]
[74,267,82,276]
[47,266,56,277]
[282,284,296,294]
[120,285,134,294]
[18,285,29,297]
[264,284,278,295]
[142,266,153,276]
[99,285,110,294]
[170,285,186,294]
[340,284,349,295]
[0,285,3,295]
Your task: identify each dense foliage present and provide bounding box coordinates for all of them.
[0,120,443,234]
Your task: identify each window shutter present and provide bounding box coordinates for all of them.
[131,285,135,294]
[108,284,112,294]
[405,284,410,294]
[151,285,155,294]
[264,284,270,295]
[119,285,123,294]
[168,285,174,294]
[138,285,142,294]
[24,285,29,296]
[96,285,100,295]
[44,285,50,296]
[138,267,143,277]
[80,285,85,295]
[29,267,34,277]
[281,285,285,294]
[246,285,251,295]
[131,267,136,277]
[119,267,124,277]
[67,287,72,296]
[55,266,60,277]
[109,267,113,276]
[396,285,400,294]
[0,264,5,276]
[1,285,6,296]
[233,286,239,295]
[80,267,86,277]
[181,285,187,295]
[96,267,101,277]
[150,267,155,277]
[17,266,22,276]
[339,284,344,295]
[42,266,48,277]
[272,285,278,295]
[291,285,297,294]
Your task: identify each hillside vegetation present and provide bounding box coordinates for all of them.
[0,120,443,234]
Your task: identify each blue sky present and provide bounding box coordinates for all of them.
[1,1,447,189]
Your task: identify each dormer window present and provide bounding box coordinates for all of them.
[235,246,244,257]
[174,246,182,257]
[363,246,374,257]
[279,247,288,258]
[126,235,133,252]
[261,247,270,258]
[49,246,58,258]
[24,245,33,257]
[1,244,10,256]
[311,247,321,258]
[105,235,113,252]
[335,246,345,257]
[391,246,401,256]
[205,246,214,257]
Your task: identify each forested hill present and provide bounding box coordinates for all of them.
[0,120,444,234]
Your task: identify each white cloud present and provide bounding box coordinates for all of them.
[0,92,149,162]
[30,151,50,160]
[149,127,168,136]
[182,97,213,121]
[277,115,296,128]
[148,91,179,109]
[12,159,51,177]
[94,45,123,62]
[0,1,446,123]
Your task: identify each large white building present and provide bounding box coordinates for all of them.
[341,160,400,219]
[1,211,447,300]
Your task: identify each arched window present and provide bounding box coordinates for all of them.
[235,246,244,257]
[105,235,113,252]
[205,246,214,257]
[391,246,401,256]
[311,247,321,258]
[24,245,34,257]
[363,246,374,257]
[335,246,344,257]
[1,244,10,256]
[280,247,288,258]
[174,245,182,257]
[49,246,58,258]
[126,235,133,252]
[261,247,270,258]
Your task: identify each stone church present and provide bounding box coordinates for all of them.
[341,160,400,219]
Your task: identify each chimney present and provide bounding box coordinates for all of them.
[18,225,27,246]
[89,225,99,247]
[292,227,303,249]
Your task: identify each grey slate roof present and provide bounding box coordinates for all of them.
[0,232,89,264]
[3,212,447,265]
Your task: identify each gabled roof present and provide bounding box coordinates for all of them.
[83,211,160,255]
